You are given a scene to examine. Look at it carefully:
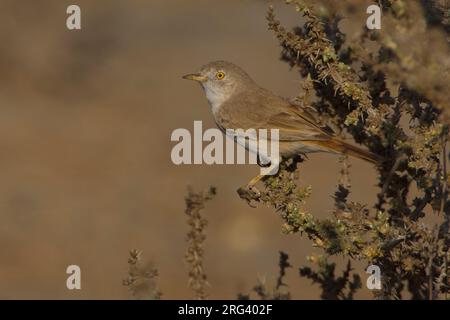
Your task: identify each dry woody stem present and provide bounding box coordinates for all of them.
[184,186,216,299]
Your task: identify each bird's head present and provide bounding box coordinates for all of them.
[182,60,255,111]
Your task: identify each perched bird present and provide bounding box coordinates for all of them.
[183,60,378,187]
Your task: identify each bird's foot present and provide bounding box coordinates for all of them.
[237,185,261,208]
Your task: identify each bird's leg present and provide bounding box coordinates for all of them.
[246,174,264,189]
[248,155,272,188]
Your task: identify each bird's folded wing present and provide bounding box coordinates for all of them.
[263,105,334,142]
[216,91,334,142]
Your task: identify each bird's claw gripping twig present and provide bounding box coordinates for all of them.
[237,185,261,207]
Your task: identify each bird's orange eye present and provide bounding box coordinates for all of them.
[216,71,225,80]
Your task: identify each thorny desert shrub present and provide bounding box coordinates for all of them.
[236,0,449,300]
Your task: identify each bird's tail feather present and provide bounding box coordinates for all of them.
[313,139,380,164]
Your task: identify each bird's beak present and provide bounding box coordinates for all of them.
[182,73,207,82]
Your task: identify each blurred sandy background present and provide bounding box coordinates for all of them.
[0,0,379,299]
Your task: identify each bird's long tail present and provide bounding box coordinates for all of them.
[313,138,380,164]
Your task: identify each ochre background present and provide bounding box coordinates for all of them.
[0,0,379,299]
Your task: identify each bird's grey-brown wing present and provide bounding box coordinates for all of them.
[264,105,334,141]
[215,88,333,142]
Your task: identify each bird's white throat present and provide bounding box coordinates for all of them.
[202,85,229,114]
